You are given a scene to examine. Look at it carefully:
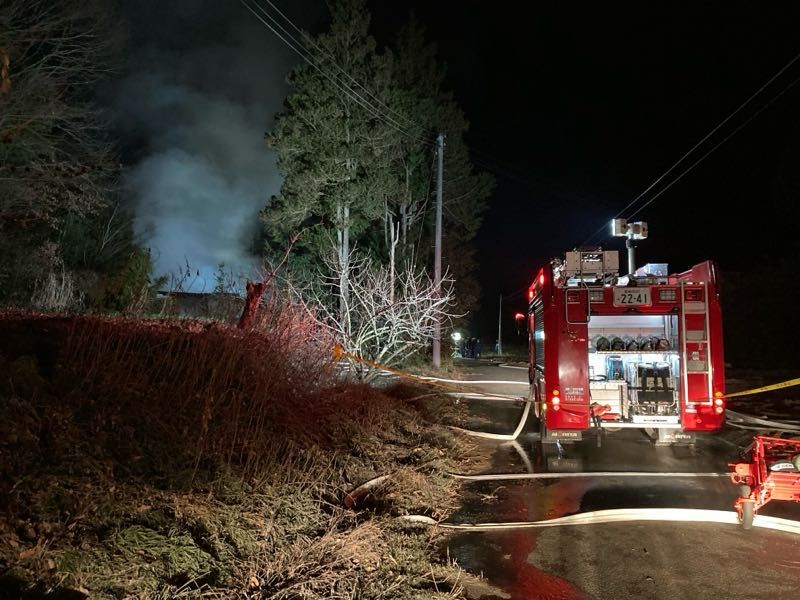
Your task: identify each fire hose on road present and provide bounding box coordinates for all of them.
[335,347,800,532]
[399,508,800,535]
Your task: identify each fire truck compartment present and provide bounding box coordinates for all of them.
[587,314,680,424]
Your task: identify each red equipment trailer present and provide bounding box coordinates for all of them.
[526,246,726,444]
[729,436,800,529]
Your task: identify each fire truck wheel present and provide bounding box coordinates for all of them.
[739,500,754,530]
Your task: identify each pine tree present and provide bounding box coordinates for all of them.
[263,1,493,320]
[264,0,404,314]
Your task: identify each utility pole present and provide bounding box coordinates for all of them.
[433,133,444,368]
[497,293,503,356]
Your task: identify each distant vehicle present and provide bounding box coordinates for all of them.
[526,223,725,445]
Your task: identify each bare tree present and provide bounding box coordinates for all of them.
[291,242,457,381]
[0,0,121,302]
[0,0,118,223]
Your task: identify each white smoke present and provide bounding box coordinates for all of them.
[115,0,307,291]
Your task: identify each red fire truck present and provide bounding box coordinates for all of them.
[527,232,725,444]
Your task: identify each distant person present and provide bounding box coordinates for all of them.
[475,338,482,358]
[467,337,475,358]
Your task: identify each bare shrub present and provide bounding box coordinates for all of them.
[291,246,458,381]
[30,270,83,311]
[0,305,470,599]
[56,288,336,481]
[0,0,118,221]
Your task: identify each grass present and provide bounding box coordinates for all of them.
[0,308,474,599]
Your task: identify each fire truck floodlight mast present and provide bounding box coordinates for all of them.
[611,218,648,275]
[526,221,725,446]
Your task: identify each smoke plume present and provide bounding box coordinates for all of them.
[115,0,306,291]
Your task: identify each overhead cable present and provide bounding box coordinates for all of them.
[582,49,800,245]
[262,0,427,136]
[627,71,800,219]
[240,0,433,146]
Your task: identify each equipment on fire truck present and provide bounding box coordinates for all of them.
[594,335,611,352]
[610,336,626,351]
[611,219,648,275]
[527,223,725,444]
[606,356,624,380]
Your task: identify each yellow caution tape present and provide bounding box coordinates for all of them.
[333,344,799,402]
[332,344,525,400]
[724,377,800,399]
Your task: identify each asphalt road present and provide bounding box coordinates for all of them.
[443,360,800,600]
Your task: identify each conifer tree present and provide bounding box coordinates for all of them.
[264,0,493,318]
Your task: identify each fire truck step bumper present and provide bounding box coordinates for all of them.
[542,430,583,443]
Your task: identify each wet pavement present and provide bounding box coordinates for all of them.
[443,360,800,599]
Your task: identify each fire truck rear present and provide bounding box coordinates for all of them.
[527,221,725,444]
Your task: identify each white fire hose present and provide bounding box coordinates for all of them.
[412,375,800,535]
[400,509,800,535]
[341,358,800,534]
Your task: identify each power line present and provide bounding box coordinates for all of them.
[240,0,433,146]
[244,0,442,254]
[627,70,800,220]
[243,0,430,145]
[581,49,800,246]
[262,0,427,136]
[245,1,545,212]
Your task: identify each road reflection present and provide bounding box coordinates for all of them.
[444,363,800,598]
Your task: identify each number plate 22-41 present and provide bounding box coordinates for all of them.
[613,288,651,306]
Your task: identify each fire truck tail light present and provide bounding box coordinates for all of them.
[552,404,561,411]
[714,398,724,407]
[528,289,534,300]
[539,273,545,286]
[551,396,560,405]
[714,391,723,399]
[552,390,559,396]
[714,406,724,414]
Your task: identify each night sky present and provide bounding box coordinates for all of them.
[118,1,800,342]
[369,2,800,339]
